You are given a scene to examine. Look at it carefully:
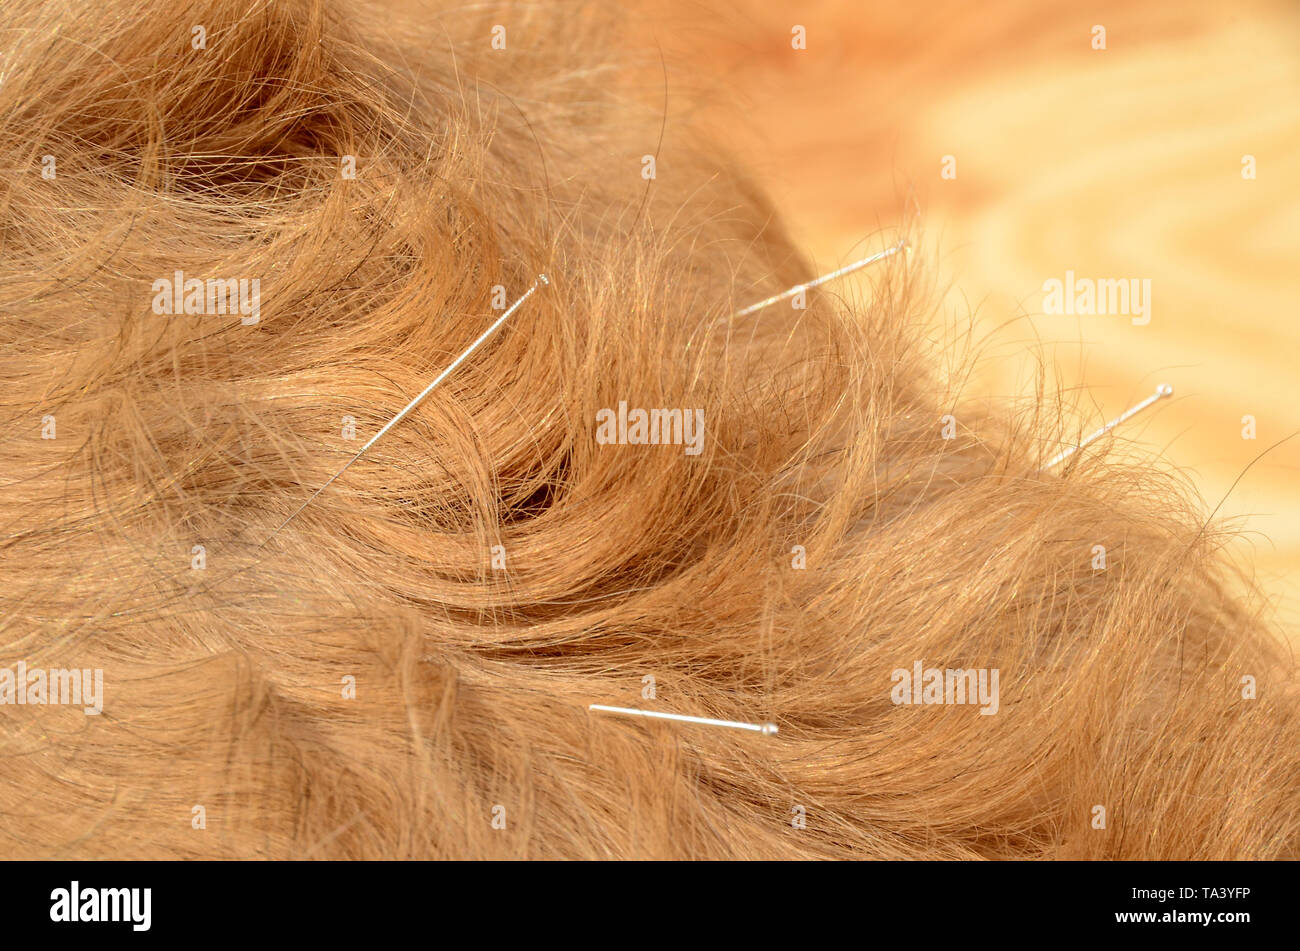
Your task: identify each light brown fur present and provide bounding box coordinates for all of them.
[0,0,1295,859]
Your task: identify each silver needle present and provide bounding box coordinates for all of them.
[1043,383,1174,470]
[730,240,907,318]
[588,704,779,736]
[263,274,550,544]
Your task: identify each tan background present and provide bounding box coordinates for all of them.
[640,0,1300,643]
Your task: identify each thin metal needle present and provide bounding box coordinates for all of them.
[588,704,779,736]
[729,239,907,319]
[263,274,550,545]
[1043,383,1173,471]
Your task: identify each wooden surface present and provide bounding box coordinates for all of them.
[640,0,1300,642]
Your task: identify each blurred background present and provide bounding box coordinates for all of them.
[636,0,1300,643]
